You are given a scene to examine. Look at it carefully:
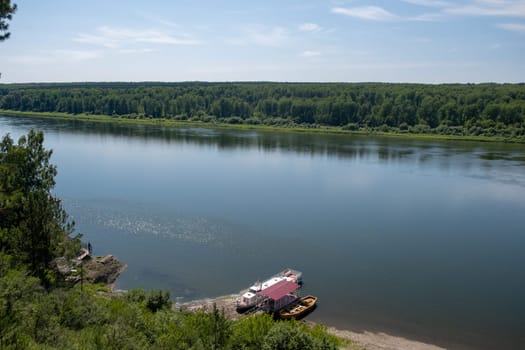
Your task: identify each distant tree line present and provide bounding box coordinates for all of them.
[1,82,524,139]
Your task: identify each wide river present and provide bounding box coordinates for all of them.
[1,115,524,349]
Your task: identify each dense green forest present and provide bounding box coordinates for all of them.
[1,82,525,140]
[0,130,344,349]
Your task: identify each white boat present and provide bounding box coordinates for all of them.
[236,268,302,312]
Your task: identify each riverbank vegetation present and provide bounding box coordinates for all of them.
[1,82,524,142]
[0,130,344,349]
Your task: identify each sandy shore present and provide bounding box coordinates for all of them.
[174,294,446,350]
[328,328,445,350]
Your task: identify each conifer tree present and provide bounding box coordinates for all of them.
[0,0,17,42]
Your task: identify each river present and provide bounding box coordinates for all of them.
[1,115,524,349]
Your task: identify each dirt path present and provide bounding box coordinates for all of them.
[175,294,241,319]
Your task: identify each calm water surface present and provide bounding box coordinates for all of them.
[1,115,524,349]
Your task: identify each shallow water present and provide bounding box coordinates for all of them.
[2,115,524,349]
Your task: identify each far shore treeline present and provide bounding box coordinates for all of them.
[1,82,524,140]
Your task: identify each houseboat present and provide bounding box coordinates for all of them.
[236,268,302,312]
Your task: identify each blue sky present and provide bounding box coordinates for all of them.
[1,0,524,83]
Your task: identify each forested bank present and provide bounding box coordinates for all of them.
[0,130,344,349]
[1,82,524,141]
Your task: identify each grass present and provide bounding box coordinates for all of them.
[1,109,522,144]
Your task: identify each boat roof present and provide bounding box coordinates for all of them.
[261,276,284,289]
[257,279,300,301]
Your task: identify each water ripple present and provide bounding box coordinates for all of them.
[64,199,235,247]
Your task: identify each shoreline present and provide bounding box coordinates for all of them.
[174,294,446,350]
[1,109,522,144]
[82,254,128,289]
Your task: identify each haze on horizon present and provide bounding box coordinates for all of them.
[1,0,524,84]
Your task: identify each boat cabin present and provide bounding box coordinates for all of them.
[240,291,258,306]
[236,268,303,313]
[257,279,300,313]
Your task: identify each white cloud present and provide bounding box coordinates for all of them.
[331,6,398,21]
[301,50,321,57]
[400,0,452,7]
[118,48,157,54]
[299,23,322,32]
[497,22,525,32]
[75,26,202,49]
[446,0,525,17]
[331,1,525,23]
[400,0,525,20]
[410,12,446,21]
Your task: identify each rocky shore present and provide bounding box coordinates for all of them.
[55,251,127,288]
[175,295,445,350]
[83,254,127,287]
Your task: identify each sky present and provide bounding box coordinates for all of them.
[1,0,524,83]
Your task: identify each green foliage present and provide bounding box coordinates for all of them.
[259,320,339,350]
[145,289,171,312]
[0,0,16,42]
[262,321,317,350]
[0,269,341,349]
[308,324,342,350]
[0,265,42,347]
[1,82,524,140]
[186,305,231,349]
[125,288,147,303]
[125,288,172,312]
[230,313,275,349]
[0,130,79,285]
[59,288,107,330]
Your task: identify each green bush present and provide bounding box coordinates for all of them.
[262,322,316,350]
